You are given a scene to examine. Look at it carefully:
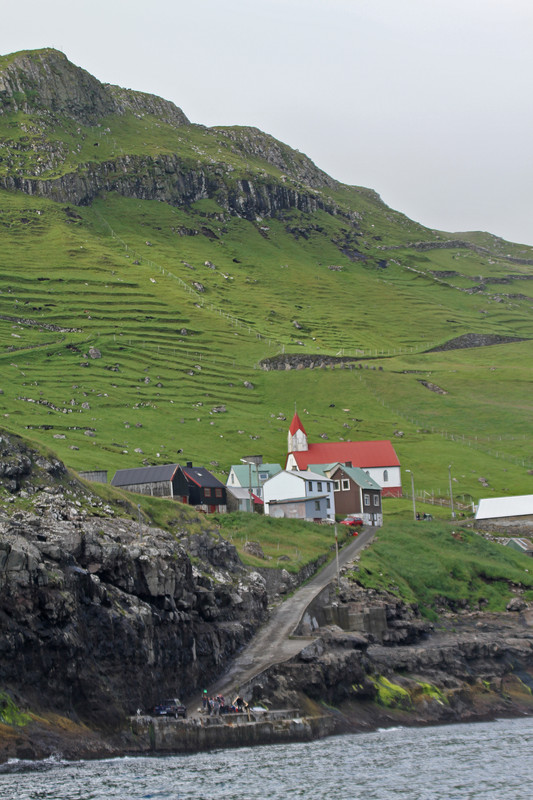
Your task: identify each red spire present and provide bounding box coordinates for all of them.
[289,411,306,436]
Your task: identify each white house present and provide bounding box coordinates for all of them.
[262,469,335,522]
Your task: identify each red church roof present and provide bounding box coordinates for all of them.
[287,440,400,471]
[289,412,306,436]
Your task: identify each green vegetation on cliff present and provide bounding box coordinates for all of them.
[351,521,533,618]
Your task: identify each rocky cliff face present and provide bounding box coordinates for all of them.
[0,48,349,223]
[243,587,533,732]
[0,49,189,126]
[213,126,337,191]
[0,430,267,730]
[0,153,340,220]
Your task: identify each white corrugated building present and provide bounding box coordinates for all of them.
[475,494,533,532]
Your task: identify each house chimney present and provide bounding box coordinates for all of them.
[186,461,193,468]
[241,455,263,465]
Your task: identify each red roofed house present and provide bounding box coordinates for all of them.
[286,412,401,497]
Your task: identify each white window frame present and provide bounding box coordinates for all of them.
[341,479,350,491]
[334,480,340,491]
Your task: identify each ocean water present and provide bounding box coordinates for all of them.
[0,717,532,800]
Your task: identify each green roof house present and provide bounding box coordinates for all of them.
[226,462,282,501]
[309,462,382,526]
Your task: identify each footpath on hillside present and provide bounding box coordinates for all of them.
[187,527,375,714]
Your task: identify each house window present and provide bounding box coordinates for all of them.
[341,479,350,491]
[215,487,222,498]
[364,495,370,506]
[334,480,340,492]
[383,470,389,482]
[314,500,320,511]
[308,481,313,492]
[259,472,268,481]
[317,481,322,492]
[326,498,331,509]
[231,474,235,484]
[327,482,331,492]
[373,495,379,506]
[204,487,211,497]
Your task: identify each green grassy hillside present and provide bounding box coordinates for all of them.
[352,521,533,618]
[0,48,532,508]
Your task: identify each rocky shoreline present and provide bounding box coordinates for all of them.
[1,429,533,763]
[2,605,533,764]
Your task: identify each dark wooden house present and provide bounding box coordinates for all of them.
[175,463,227,513]
[326,463,382,526]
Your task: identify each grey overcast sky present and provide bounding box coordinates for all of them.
[2,0,532,245]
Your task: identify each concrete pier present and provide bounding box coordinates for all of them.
[129,712,335,753]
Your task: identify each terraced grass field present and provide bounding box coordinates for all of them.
[1,49,532,510]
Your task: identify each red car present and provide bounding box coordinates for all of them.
[340,516,363,529]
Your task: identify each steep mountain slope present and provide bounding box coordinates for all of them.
[0,48,532,502]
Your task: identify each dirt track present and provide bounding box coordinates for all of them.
[187,527,375,712]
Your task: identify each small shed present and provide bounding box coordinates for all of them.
[503,538,533,557]
[226,486,263,513]
[110,464,181,498]
[79,470,108,484]
[267,494,330,522]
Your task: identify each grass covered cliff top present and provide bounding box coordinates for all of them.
[351,520,533,619]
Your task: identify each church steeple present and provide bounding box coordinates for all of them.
[288,411,308,453]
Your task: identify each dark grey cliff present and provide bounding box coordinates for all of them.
[0,430,268,730]
[0,49,189,126]
[0,154,341,221]
[0,49,351,223]
[237,581,533,731]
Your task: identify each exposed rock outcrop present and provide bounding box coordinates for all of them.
[0,155,342,221]
[0,49,189,126]
[241,587,533,733]
[260,353,359,371]
[0,430,267,732]
[0,49,350,224]
[426,333,528,352]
